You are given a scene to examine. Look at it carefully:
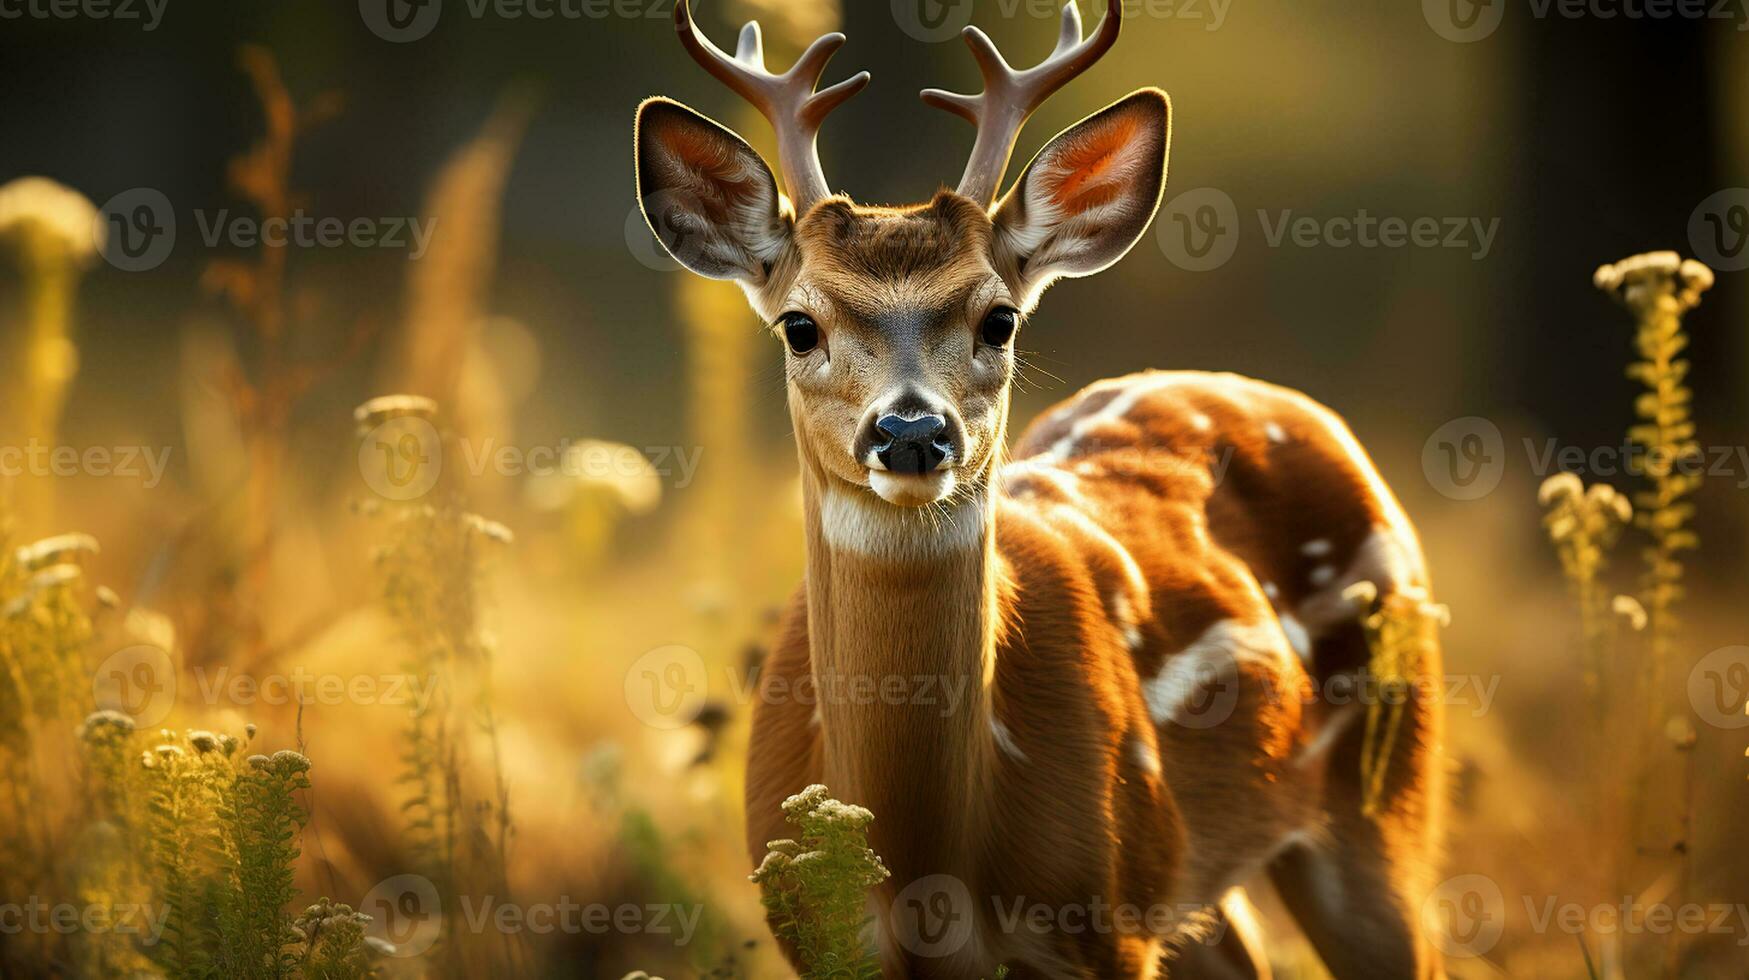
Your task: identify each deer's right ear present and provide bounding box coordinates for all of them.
[635,97,792,285]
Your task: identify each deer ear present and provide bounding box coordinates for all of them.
[991,89,1170,306]
[635,97,792,284]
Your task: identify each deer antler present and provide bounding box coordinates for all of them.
[673,0,870,213]
[921,0,1123,207]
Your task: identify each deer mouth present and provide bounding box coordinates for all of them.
[867,467,957,507]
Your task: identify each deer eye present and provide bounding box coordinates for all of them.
[780,312,819,354]
[979,307,1019,348]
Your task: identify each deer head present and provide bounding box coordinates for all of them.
[636,0,1169,508]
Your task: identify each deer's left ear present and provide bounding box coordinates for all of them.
[991,89,1170,307]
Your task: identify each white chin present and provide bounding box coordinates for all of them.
[868,469,955,506]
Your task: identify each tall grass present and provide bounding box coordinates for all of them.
[355,395,523,979]
[0,523,382,978]
[1346,581,1449,817]
[1536,251,1716,976]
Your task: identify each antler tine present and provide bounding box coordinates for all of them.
[921,0,1123,206]
[674,0,870,212]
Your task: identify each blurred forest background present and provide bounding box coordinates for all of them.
[1,0,1747,977]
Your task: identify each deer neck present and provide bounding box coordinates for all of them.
[797,456,1001,882]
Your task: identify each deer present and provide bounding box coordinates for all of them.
[634,1,1446,976]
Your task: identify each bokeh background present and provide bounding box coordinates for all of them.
[1,0,1746,977]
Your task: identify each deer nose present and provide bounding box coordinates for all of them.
[873,414,949,475]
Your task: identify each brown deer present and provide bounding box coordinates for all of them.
[634,1,1446,976]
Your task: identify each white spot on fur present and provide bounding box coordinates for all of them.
[1111,592,1144,650]
[1143,619,1294,726]
[1132,737,1161,776]
[1189,413,1212,432]
[819,486,983,561]
[1278,611,1311,661]
[1044,376,1174,463]
[1301,539,1332,557]
[1265,421,1287,443]
[1000,460,1083,504]
[1297,524,1425,633]
[991,716,1028,762]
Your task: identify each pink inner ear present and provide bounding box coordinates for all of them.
[1044,114,1144,213]
[657,124,759,220]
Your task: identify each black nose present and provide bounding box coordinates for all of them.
[874,414,949,475]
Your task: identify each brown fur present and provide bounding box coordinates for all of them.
[748,364,1447,979]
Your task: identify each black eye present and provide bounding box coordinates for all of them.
[980,307,1019,348]
[781,313,819,354]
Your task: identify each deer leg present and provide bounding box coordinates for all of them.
[1265,692,1445,980]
